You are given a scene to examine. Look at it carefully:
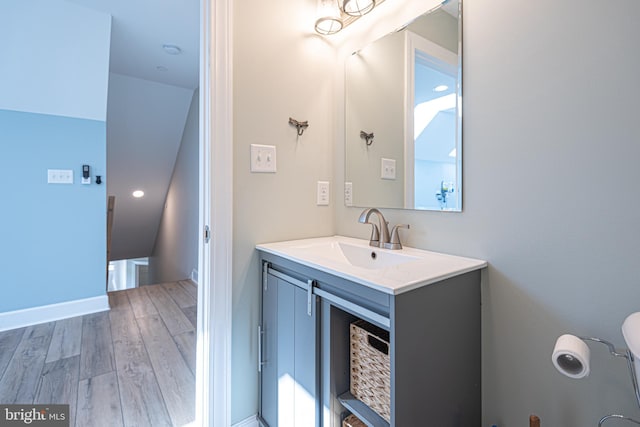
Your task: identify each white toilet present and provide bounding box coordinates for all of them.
[622,312,640,408]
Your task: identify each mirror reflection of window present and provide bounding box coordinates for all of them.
[402,24,460,211]
[413,47,458,210]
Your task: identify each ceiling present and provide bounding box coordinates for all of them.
[66,0,200,89]
[65,0,199,261]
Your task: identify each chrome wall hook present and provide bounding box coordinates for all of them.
[360,130,374,146]
[289,118,309,136]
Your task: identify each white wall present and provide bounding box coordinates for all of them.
[0,0,111,121]
[335,0,640,425]
[231,0,336,421]
[149,90,200,284]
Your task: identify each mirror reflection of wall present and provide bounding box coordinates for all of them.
[345,31,406,209]
[345,0,462,211]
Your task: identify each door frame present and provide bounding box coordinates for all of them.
[197,0,233,425]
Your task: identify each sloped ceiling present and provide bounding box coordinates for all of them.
[107,74,194,260]
[65,0,199,260]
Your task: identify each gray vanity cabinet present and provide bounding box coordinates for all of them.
[259,268,319,427]
[259,252,481,427]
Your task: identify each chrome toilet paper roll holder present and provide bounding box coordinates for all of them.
[553,334,640,426]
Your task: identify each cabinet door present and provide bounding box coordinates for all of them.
[261,273,278,427]
[292,279,318,426]
[261,273,318,427]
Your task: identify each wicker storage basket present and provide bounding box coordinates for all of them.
[342,414,367,427]
[349,319,391,422]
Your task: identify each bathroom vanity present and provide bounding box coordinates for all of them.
[256,236,486,427]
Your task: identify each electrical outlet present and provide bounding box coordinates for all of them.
[250,144,277,173]
[317,181,330,206]
[344,182,353,206]
[48,169,73,184]
[381,158,396,180]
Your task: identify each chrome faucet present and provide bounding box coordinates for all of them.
[387,223,410,250]
[358,208,390,247]
[358,208,410,250]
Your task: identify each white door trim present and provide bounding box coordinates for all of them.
[197,0,233,426]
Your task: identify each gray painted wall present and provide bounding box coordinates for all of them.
[336,0,640,425]
[149,90,199,284]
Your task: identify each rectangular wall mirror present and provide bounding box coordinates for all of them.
[345,0,462,211]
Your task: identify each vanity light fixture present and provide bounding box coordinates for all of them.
[315,0,450,35]
[315,15,343,35]
[342,0,375,16]
[314,0,387,35]
[315,0,343,35]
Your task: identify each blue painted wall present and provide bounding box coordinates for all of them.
[0,109,106,312]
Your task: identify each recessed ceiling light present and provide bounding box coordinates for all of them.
[156,65,168,72]
[434,85,449,92]
[132,190,145,198]
[162,44,182,55]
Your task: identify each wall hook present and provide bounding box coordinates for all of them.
[289,117,309,136]
[360,131,374,146]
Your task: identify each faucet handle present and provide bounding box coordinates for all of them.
[364,222,380,247]
[384,224,410,250]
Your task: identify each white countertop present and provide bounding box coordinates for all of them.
[256,235,487,295]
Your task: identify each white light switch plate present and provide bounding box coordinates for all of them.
[381,158,396,180]
[48,169,73,184]
[344,182,353,206]
[250,144,277,173]
[317,181,330,206]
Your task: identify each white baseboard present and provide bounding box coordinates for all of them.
[232,414,259,427]
[0,295,110,332]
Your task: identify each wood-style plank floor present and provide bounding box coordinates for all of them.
[0,280,198,427]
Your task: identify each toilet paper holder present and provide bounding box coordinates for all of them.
[553,330,640,426]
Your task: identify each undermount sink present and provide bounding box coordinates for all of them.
[256,236,487,295]
[296,241,419,269]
